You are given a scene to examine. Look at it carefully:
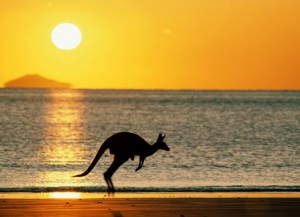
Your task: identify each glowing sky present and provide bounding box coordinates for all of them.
[0,0,299,89]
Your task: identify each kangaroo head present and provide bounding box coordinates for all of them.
[155,133,170,151]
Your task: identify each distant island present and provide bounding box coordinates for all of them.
[4,74,72,89]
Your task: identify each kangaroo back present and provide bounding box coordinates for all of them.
[73,141,110,177]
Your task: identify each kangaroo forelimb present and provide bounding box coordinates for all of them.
[136,156,145,172]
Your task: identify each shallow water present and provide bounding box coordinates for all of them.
[0,89,299,192]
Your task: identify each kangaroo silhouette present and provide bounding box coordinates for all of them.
[73,132,170,193]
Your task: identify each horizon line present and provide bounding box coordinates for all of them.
[1,87,300,91]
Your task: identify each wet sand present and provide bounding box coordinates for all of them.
[1,197,300,217]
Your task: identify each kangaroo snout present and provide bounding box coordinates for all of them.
[159,146,170,151]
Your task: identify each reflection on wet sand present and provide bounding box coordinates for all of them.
[50,192,81,198]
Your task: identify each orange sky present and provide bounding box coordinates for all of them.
[0,0,299,89]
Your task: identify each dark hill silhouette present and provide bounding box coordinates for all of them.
[4,74,72,88]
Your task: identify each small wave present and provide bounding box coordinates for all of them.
[0,186,299,193]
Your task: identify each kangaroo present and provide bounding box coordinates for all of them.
[73,132,170,193]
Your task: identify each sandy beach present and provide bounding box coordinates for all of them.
[1,195,300,217]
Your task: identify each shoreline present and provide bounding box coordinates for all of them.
[1,192,300,199]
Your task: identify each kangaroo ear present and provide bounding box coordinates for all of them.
[158,133,166,141]
[158,133,163,140]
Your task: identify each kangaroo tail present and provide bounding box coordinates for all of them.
[73,141,109,177]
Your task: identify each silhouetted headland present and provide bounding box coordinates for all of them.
[4,74,72,89]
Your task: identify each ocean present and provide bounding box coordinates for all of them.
[0,89,299,193]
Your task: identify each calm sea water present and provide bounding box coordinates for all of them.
[0,89,299,192]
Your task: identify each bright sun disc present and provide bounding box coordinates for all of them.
[51,23,81,50]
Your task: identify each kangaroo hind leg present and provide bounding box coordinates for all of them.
[103,155,129,193]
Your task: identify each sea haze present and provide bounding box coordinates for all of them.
[0,89,299,192]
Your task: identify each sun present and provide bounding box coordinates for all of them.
[51,23,82,50]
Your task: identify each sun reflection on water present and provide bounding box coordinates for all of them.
[44,145,81,165]
[38,90,87,186]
